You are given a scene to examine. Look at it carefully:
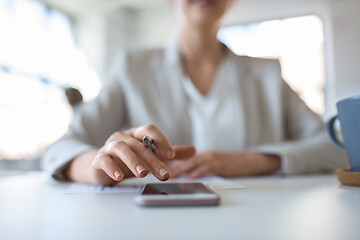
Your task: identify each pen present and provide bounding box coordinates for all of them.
[142,136,157,153]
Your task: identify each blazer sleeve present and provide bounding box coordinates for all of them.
[41,53,129,181]
[255,73,349,175]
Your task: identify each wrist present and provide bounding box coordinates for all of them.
[256,152,281,174]
[233,152,281,176]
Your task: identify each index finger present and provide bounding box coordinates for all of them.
[127,124,175,160]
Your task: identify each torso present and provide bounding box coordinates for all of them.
[118,43,287,151]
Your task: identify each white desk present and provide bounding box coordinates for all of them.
[0,172,359,240]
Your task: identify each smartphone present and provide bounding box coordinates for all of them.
[135,182,220,206]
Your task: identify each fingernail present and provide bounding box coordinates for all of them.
[114,171,121,179]
[159,168,169,176]
[167,150,175,159]
[136,165,146,174]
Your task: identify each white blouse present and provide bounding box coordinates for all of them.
[42,41,348,180]
[182,50,245,151]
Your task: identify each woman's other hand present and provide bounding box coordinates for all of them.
[169,151,281,179]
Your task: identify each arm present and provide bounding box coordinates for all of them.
[254,80,349,175]
[42,75,127,181]
[169,151,281,179]
[42,53,129,181]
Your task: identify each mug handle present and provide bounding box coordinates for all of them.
[326,115,346,152]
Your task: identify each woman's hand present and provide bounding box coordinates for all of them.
[65,124,196,186]
[169,151,281,179]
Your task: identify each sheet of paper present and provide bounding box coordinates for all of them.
[167,175,227,184]
[65,183,142,194]
[168,175,247,190]
[0,169,26,177]
[206,183,247,190]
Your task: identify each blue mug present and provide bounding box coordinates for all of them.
[327,96,360,172]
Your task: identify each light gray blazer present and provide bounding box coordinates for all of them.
[42,42,348,180]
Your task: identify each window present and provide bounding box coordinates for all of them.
[0,0,100,165]
[218,15,325,115]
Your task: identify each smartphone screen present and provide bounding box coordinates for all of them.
[142,183,214,195]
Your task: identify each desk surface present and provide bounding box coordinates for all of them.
[0,172,359,240]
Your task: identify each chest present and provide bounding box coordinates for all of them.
[123,54,284,150]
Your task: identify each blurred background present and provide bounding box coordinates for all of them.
[0,0,359,172]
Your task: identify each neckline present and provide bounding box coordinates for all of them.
[182,53,228,103]
[164,39,235,102]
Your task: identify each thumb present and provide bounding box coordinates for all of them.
[173,145,196,160]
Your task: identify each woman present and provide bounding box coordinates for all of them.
[43,0,347,185]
